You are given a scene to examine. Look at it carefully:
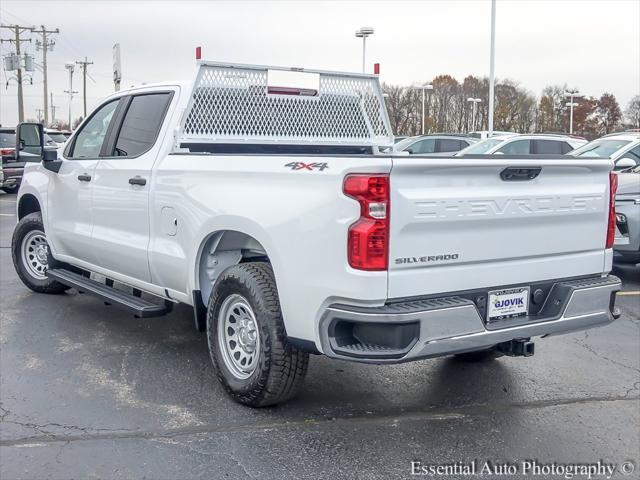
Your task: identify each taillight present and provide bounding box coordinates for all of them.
[0,148,14,156]
[606,171,618,249]
[343,174,389,271]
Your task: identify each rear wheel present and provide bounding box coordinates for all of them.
[11,212,69,294]
[207,262,309,407]
[2,185,19,194]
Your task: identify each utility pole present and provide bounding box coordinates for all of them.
[33,25,59,127]
[0,24,34,123]
[75,56,93,117]
[36,108,44,122]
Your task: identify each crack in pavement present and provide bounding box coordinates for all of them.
[2,394,638,448]
[572,331,640,374]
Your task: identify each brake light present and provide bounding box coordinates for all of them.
[606,171,618,249]
[343,174,389,271]
[1,148,14,156]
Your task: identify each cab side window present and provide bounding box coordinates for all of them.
[68,100,119,158]
[112,93,172,157]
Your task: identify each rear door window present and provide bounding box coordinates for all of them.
[408,138,436,154]
[437,139,464,153]
[533,140,564,154]
[496,140,531,155]
[112,93,172,157]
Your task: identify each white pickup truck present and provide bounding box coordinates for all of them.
[12,62,621,407]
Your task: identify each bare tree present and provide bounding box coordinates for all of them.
[595,93,622,135]
[625,95,640,128]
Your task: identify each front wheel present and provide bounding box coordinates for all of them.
[207,262,309,407]
[11,212,69,294]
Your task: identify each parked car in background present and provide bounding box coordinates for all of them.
[394,134,476,155]
[44,129,68,147]
[1,126,56,193]
[456,134,587,156]
[468,130,514,140]
[393,136,408,144]
[568,133,640,171]
[614,163,640,264]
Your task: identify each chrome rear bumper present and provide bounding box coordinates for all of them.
[319,275,621,364]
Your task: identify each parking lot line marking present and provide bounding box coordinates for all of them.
[0,213,15,216]
[617,291,640,296]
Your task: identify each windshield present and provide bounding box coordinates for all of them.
[0,132,15,148]
[457,137,504,155]
[394,136,420,151]
[569,139,632,158]
[47,132,67,143]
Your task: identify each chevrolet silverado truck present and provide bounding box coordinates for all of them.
[12,62,622,407]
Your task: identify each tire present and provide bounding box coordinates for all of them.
[3,185,19,194]
[454,347,503,362]
[11,212,69,294]
[207,262,309,407]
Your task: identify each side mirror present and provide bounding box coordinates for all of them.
[16,122,62,173]
[405,147,414,154]
[16,122,43,161]
[615,158,637,171]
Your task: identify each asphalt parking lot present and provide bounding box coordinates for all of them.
[0,191,639,480]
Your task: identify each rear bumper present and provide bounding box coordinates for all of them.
[318,275,621,364]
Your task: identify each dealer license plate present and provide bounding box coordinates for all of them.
[487,287,530,322]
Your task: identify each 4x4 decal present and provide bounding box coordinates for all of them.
[285,162,329,171]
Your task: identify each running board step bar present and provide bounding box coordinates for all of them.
[46,268,170,318]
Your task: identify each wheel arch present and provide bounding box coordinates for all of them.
[17,194,41,220]
[192,230,272,330]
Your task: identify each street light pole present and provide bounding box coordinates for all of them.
[64,62,78,128]
[564,89,581,134]
[488,0,496,136]
[355,27,374,73]
[419,84,433,135]
[467,97,482,131]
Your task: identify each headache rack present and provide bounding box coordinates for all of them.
[175,61,393,153]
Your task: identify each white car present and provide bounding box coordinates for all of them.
[11,62,621,407]
[468,130,514,140]
[568,132,640,171]
[394,135,476,155]
[44,129,69,148]
[457,134,587,156]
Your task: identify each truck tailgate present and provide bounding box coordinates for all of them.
[388,157,612,299]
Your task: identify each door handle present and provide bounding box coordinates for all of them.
[500,167,542,181]
[128,176,147,186]
[77,173,92,182]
